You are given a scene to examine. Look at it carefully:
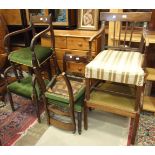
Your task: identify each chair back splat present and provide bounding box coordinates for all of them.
[84,12,152,145]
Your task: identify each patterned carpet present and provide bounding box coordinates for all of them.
[0,95,42,146]
[0,94,155,146]
[136,111,155,145]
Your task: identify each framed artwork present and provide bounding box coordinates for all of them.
[78,9,99,30]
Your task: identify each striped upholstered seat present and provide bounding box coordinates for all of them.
[85,50,145,86]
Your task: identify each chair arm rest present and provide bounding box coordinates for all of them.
[46,75,57,90]
[30,26,51,51]
[61,72,74,105]
[88,23,105,60]
[4,26,32,53]
[89,24,105,43]
[4,66,18,85]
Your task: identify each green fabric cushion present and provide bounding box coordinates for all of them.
[47,94,84,112]
[45,77,85,104]
[9,45,53,67]
[88,82,136,113]
[8,75,49,99]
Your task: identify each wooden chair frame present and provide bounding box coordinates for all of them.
[43,53,88,134]
[4,14,60,93]
[4,65,42,123]
[84,12,152,145]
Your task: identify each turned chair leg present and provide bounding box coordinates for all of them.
[77,112,82,134]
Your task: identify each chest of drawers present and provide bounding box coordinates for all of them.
[41,29,103,74]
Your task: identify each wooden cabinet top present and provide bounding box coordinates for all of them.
[45,29,101,38]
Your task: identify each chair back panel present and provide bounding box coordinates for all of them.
[100,12,152,22]
[30,15,52,25]
[100,12,152,49]
[63,53,89,77]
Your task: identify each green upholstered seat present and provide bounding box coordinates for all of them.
[8,45,53,67]
[8,75,49,99]
[88,82,136,113]
[45,76,85,112]
[45,76,85,103]
[47,95,84,112]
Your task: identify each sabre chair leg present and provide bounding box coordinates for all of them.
[77,112,82,134]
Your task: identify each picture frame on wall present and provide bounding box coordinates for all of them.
[78,9,99,30]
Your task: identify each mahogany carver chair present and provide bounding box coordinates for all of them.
[4,14,60,93]
[84,12,152,145]
[4,65,49,123]
[43,53,88,134]
[0,14,9,104]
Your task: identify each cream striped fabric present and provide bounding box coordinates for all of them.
[85,50,145,86]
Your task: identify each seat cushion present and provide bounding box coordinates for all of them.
[8,45,53,67]
[45,76,85,104]
[85,50,145,86]
[8,76,49,99]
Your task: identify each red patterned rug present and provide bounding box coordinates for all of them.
[0,95,44,146]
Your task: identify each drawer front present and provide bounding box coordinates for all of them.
[41,36,67,49]
[67,37,95,51]
[55,49,89,60]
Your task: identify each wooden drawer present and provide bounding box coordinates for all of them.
[55,49,89,60]
[67,37,96,51]
[41,36,67,49]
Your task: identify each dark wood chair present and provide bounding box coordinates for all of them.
[4,65,49,123]
[43,53,88,134]
[0,14,8,103]
[4,14,60,93]
[84,12,152,145]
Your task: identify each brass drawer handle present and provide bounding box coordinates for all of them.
[78,68,82,72]
[78,42,82,46]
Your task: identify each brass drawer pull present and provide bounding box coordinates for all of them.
[78,42,82,46]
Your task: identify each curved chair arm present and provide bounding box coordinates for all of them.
[46,75,57,90]
[30,26,51,51]
[4,66,16,85]
[4,25,32,53]
[61,72,74,106]
[88,22,105,60]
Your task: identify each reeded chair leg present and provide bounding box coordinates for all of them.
[77,112,82,134]
[8,91,15,111]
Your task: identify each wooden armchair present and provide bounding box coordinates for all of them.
[4,14,60,93]
[84,12,152,145]
[4,65,49,123]
[43,53,88,134]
